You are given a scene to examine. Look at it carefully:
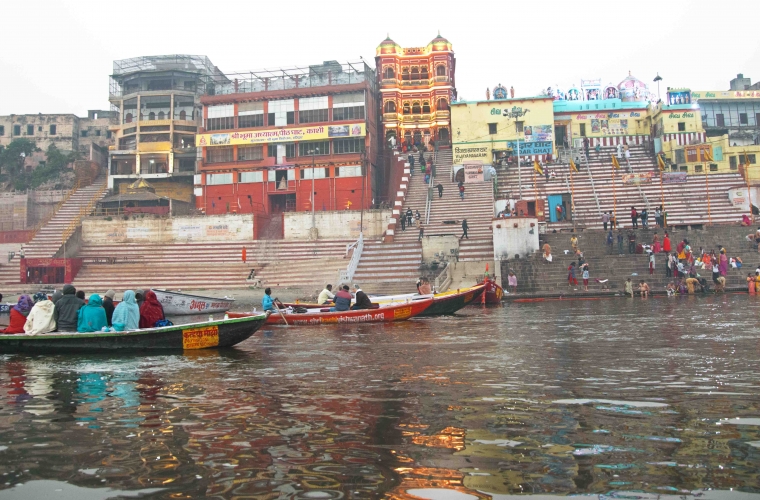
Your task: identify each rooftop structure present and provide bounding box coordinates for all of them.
[110,54,226,99]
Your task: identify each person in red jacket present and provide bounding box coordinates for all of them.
[1,294,34,334]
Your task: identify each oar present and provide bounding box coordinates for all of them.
[273,302,288,326]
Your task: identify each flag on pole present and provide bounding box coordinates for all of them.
[744,151,752,166]
[703,148,714,162]
[611,155,621,170]
[570,159,578,172]
[657,154,666,171]
[533,160,543,176]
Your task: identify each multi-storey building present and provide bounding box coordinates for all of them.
[108,55,225,205]
[376,33,456,147]
[691,75,760,147]
[195,60,379,217]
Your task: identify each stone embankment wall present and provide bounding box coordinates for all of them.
[83,214,254,244]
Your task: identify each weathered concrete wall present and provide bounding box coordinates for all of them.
[284,210,391,240]
[28,189,69,226]
[422,235,459,263]
[82,214,254,244]
[493,217,539,259]
[0,192,28,231]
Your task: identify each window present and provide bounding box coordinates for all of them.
[207,173,233,185]
[677,122,686,132]
[49,125,56,135]
[238,101,264,128]
[140,95,171,122]
[207,104,235,131]
[412,101,421,114]
[119,136,136,150]
[238,145,264,161]
[299,96,328,124]
[411,67,419,80]
[740,113,748,125]
[298,140,330,157]
[694,164,703,173]
[334,138,364,154]
[422,101,431,113]
[13,125,21,135]
[679,165,688,172]
[81,130,88,137]
[239,171,264,183]
[27,124,34,136]
[332,93,365,121]
[301,167,328,180]
[96,130,101,136]
[106,131,112,139]
[403,102,410,115]
[174,96,195,121]
[709,163,718,172]
[436,65,446,77]
[749,154,757,164]
[207,146,234,163]
[756,113,760,127]
[383,67,394,79]
[674,149,685,164]
[267,143,296,158]
[716,113,725,127]
[38,126,42,132]
[421,66,429,79]
[516,121,524,133]
[268,99,295,126]
[401,67,409,81]
[488,123,498,135]
[268,169,295,182]
[730,156,737,169]
[0,125,4,135]
[384,101,396,113]
[337,165,362,177]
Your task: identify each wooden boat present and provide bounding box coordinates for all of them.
[0,314,268,354]
[228,298,434,326]
[480,277,504,304]
[284,284,485,316]
[152,289,235,316]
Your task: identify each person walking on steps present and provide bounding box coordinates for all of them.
[460,219,469,240]
[437,183,443,198]
[408,152,415,173]
[458,182,465,200]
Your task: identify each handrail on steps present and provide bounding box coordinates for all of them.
[338,232,363,284]
[424,149,437,225]
[576,147,603,217]
[433,261,452,293]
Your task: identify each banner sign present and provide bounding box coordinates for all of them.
[454,145,490,164]
[662,172,687,184]
[197,123,365,147]
[622,172,653,185]
[464,162,484,183]
[523,124,553,143]
[506,140,553,156]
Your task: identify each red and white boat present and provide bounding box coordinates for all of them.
[227,298,434,326]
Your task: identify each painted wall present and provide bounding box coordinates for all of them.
[553,99,651,144]
[283,209,391,240]
[451,97,555,164]
[492,217,539,259]
[82,214,254,244]
[421,235,459,263]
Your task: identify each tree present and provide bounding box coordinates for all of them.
[29,144,78,189]
[0,138,36,182]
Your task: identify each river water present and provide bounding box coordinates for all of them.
[1,294,760,500]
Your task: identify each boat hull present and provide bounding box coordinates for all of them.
[418,284,485,316]
[152,289,235,315]
[0,315,267,354]
[481,278,504,304]
[229,298,433,326]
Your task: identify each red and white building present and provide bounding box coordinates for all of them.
[196,61,380,218]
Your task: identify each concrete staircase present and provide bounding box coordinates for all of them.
[496,144,746,230]
[352,240,422,294]
[503,226,758,294]
[23,179,108,258]
[71,239,352,291]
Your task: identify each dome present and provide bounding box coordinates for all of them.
[427,31,453,52]
[376,35,401,55]
[617,71,648,102]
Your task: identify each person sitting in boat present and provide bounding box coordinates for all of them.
[351,284,374,310]
[103,290,116,327]
[317,284,335,305]
[139,290,166,328]
[134,289,145,308]
[77,293,108,333]
[417,277,432,295]
[111,290,140,332]
[23,291,56,335]
[1,294,34,334]
[54,284,85,332]
[331,285,353,312]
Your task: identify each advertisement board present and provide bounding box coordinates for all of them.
[196,123,365,147]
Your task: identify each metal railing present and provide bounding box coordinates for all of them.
[578,147,603,217]
[424,149,437,225]
[60,181,108,246]
[339,233,363,284]
[28,180,80,240]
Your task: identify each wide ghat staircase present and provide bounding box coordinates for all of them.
[24,178,108,258]
[497,143,746,230]
[72,239,352,291]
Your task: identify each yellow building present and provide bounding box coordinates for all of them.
[450,95,555,165]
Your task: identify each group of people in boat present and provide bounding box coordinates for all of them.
[262,284,376,313]
[1,285,167,335]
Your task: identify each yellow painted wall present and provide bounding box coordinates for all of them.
[557,109,650,140]
[451,98,555,164]
[660,134,760,176]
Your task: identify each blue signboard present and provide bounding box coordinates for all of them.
[506,140,553,156]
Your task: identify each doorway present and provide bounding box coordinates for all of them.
[555,125,568,148]
[579,123,587,137]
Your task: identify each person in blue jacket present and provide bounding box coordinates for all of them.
[262,288,275,311]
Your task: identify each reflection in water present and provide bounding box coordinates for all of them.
[1,294,760,499]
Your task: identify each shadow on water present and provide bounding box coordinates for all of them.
[1,295,760,499]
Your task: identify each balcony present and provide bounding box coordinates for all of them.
[383,112,400,122]
[400,114,434,123]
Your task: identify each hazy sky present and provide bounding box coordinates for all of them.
[1,0,759,116]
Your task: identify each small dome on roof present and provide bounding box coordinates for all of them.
[376,35,401,55]
[427,31,453,52]
[617,71,648,102]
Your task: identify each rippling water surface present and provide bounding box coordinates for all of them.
[1,294,760,499]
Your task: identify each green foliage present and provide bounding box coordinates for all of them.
[29,144,77,189]
[0,139,37,186]
[0,141,76,190]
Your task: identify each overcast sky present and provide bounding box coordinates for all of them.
[1,0,759,116]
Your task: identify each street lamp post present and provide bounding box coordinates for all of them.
[653,73,663,102]
[309,148,319,240]
[502,106,530,199]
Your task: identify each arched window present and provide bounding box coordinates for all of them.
[412,101,421,114]
[158,111,165,120]
[125,113,133,123]
[422,101,431,113]
[384,66,395,79]
[411,67,419,80]
[403,102,411,115]
[436,65,446,77]
[148,112,156,121]
[437,98,449,111]
[421,66,429,79]
[402,67,410,81]
[384,101,396,113]
[179,110,187,120]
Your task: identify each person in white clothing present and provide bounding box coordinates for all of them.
[24,294,57,335]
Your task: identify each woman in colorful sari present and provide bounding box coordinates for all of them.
[718,249,729,277]
[111,290,140,331]
[1,295,34,334]
[139,290,165,329]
